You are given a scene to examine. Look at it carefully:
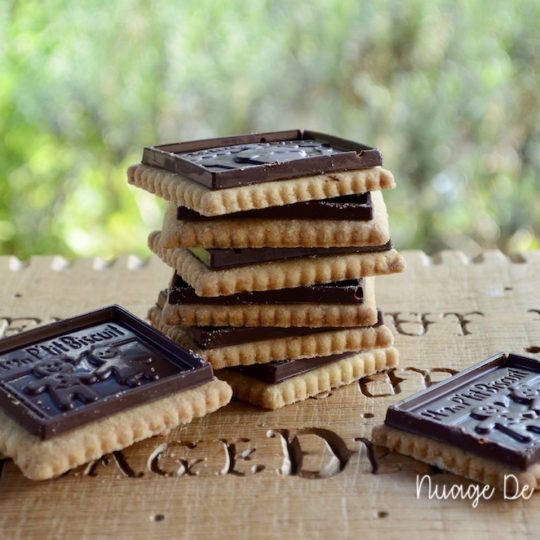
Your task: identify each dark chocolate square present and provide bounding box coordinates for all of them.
[384,353,540,470]
[187,241,392,270]
[142,130,382,189]
[0,306,213,439]
[176,193,373,221]
[167,274,365,305]
[236,352,357,384]
[185,311,384,349]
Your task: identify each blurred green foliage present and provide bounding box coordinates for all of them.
[1,0,539,258]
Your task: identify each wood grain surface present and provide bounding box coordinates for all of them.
[0,251,539,539]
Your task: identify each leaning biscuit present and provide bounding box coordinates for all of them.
[149,234,405,297]
[218,347,399,410]
[0,378,231,480]
[128,163,395,217]
[148,305,394,369]
[156,190,390,249]
[372,425,540,493]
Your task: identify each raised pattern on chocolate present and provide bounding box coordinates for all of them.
[384,353,540,470]
[0,306,213,439]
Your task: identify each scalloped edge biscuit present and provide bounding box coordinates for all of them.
[158,276,377,327]
[128,163,395,216]
[218,347,399,409]
[148,234,405,297]
[371,424,540,493]
[157,190,390,249]
[0,378,231,481]
[148,305,394,369]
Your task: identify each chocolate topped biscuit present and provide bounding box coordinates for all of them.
[0,305,213,439]
[185,312,382,349]
[235,352,357,384]
[167,275,366,305]
[188,241,393,269]
[143,130,382,189]
[384,353,540,470]
[177,193,373,221]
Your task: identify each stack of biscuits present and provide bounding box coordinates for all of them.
[128,130,405,409]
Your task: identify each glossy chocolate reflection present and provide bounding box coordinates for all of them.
[167,275,365,305]
[188,241,392,270]
[177,193,373,221]
[143,130,382,189]
[235,352,357,384]
[186,311,384,349]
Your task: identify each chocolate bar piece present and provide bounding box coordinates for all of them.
[236,352,356,384]
[189,241,392,270]
[168,275,365,306]
[188,311,384,349]
[177,193,373,221]
[384,353,540,470]
[143,130,382,189]
[190,326,338,349]
[156,290,382,348]
[0,306,212,439]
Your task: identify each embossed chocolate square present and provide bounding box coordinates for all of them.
[142,130,382,189]
[382,353,540,470]
[0,305,215,440]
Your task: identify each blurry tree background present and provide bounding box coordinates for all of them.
[1,0,539,258]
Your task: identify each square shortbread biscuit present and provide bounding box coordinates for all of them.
[148,304,394,369]
[218,347,399,410]
[128,163,395,216]
[158,276,378,328]
[372,424,540,493]
[0,378,231,480]
[156,190,391,249]
[148,234,405,297]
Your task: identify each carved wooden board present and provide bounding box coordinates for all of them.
[0,251,539,539]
